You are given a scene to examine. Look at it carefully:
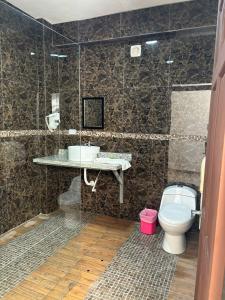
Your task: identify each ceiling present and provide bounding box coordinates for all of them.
[7,0,190,24]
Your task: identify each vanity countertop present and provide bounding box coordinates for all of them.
[33,152,132,171]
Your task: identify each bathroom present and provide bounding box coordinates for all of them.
[0,0,224,299]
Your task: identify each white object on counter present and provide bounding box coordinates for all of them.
[94,158,131,171]
[68,145,100,162]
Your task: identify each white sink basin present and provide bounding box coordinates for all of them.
[68,145,100,162]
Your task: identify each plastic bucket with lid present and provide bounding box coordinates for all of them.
[139,208,158,235]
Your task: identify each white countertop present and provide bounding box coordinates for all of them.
[33,154,127,171]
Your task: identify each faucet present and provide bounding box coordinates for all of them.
[84,141,105,148]
[84,141,93,147]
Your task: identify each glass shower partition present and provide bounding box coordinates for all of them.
[0,0,82,296]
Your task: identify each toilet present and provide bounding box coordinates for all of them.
[158,184,197,255]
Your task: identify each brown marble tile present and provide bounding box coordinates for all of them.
[169,0,218,31]
[0,24,41,84]
[81,88,124,132]
[0,135,47,233]
[123,36,171,89]
[59,48,79,90]
[79,14,121,42]
[0,0,217,232]
[2,80,39,130]
[170,32,215,85]
[80,42,124,91]
[59,89,80,130]
[123,86,171,134]
[121,5,170,36]
[80,136,168,220]
[53,21,79,42]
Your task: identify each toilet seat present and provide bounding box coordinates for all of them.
[159,203,192,225]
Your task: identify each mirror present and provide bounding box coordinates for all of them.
[82,97,104,129]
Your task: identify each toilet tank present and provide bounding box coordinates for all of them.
[160,184,197,210]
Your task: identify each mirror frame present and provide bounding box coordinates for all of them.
[82,97,105,129]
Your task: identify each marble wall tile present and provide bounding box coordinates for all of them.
[42,31,80,131]
[123,86,171,134]
[76,3,216,220]
[0,0,218,230]
[81,170,120,217]
[0,86,4,131]
[149,140,168,204]
[38,87,46,130]
[59,134,80,149]
[1,80,39,130]
[37,18,52,28]
[80,136,122,217]
[58,46,79,91]
[43,135,60,214]
[43,35,60,92]
[50,0,218,45]
[0,135,47,232]
[169,0,218,31]
[79,14,121,42]
[121,5,170,37]
[81,88,124,132]
[80,136,168,220]
[170,32,215,85]
[123,36,171,89]
[43,166,60,214]
[80,42,124,91]
[0,25,41,84]
[0,1,43,40]
[60,89,80,130]
[53,21,79,43]
[51,29,74,46]
[45,134,60,156]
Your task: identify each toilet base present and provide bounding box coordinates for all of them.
[162,232,186,254]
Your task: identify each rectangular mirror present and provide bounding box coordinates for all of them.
[82,97,104,129]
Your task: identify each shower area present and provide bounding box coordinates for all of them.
[0,1,81,234]
[0,0,218,233]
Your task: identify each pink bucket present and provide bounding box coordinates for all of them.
[139,208,158,235]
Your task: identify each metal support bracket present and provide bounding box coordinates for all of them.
[113,170,124,204]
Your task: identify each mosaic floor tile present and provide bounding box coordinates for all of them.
[85,228,178,300]
[0,210,93,298]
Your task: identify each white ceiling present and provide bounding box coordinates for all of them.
[7,0,190,24]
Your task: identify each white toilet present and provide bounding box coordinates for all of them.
[158,184,197,255]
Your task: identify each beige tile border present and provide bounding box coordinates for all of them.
[0,129,207,142]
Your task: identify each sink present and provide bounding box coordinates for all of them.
[68,145,100,162]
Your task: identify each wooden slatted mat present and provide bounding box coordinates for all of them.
[1,215,135,300]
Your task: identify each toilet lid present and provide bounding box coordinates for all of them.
[159,203,191,225]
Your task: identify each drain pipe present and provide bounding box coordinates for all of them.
[83,168,101,192]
